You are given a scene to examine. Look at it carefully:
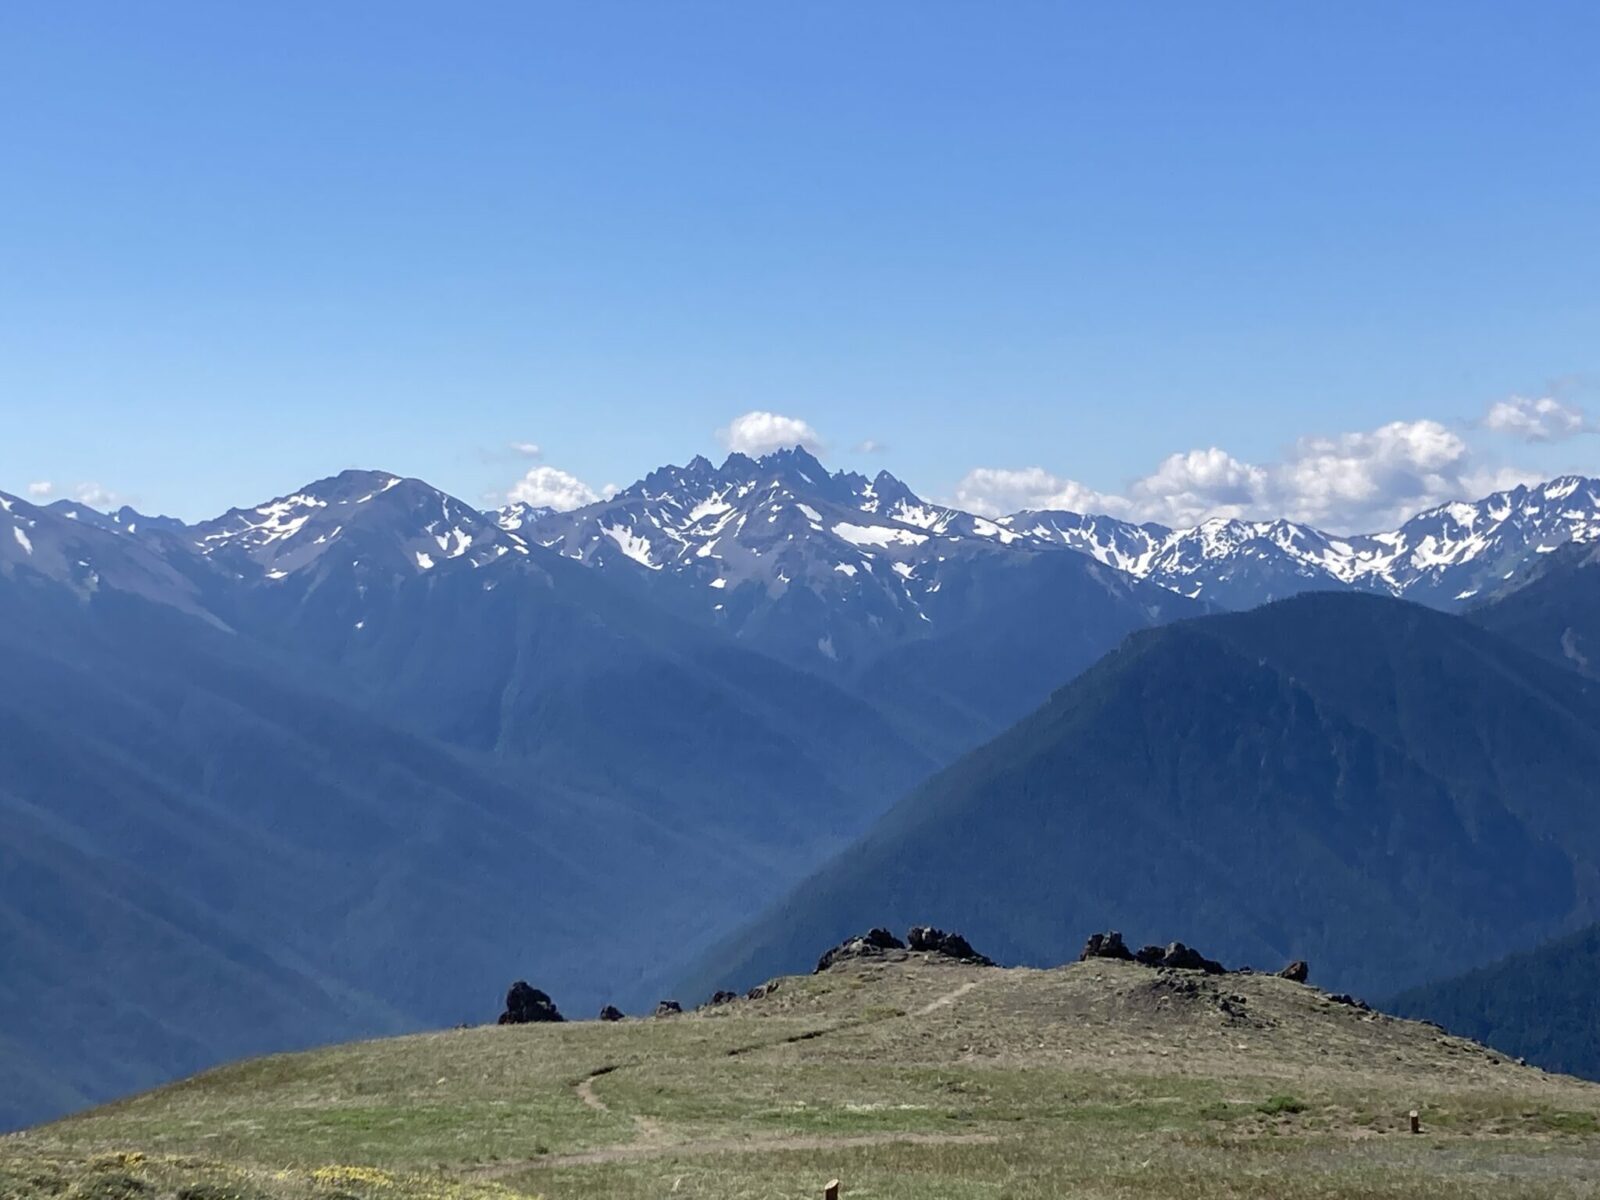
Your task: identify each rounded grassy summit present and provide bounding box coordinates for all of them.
[9,937,1600,1200]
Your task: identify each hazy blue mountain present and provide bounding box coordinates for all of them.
[0,488,938,1130]
[687,593,1600,1003]
[1390,923,1600,1080]
[517,448,1201,745]
[1471,540,1600,678]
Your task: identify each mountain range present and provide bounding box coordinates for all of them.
[4,451,1600,1130]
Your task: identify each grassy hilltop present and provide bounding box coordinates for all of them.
[7,951,1600,1200]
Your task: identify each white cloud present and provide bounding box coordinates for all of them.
[1269,419,1467,528]
[854,438,888,455]
[955,417,1547,533]
[506,466,601,512]
[510,441,543,457]
[1128,448,1270,526]
[74,482,119,509]
[1482,395,1591,442]
[951,466,1126,519]
[718,411,825,456]
[26,481,53,498]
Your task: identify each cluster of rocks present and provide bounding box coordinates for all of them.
[501,929,1322,1029]
[907,925,993,963]
[1078,931,1310,983]
[497,981,565,1024]
[1080,931,1226,974]
[815,925,993,973]
[499,983,778,1025]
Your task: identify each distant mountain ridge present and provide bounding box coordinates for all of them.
[514,455,1600,613]
[9,454,1599,627]
[3,451,1205,748]
[1003,475,1600,607]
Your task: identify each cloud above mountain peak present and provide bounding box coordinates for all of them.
[506,465,601,512]
[953,413,1556,533]
[718,411,825,457]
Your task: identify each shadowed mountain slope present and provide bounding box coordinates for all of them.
[0,497,935,1130]
[689,593,1600,1003]
[1391,922,1600,1081]
[1472,540,1600,678]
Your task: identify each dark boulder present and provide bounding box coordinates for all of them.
[815,927,906,973]
[1079,931,1134,962]
[498,981,564,1025]
[1328,992,1371,1011]
[1278,960,1310,984]
[746,980,781,1001]
[1135,944,1167,966]
[1159,941,1225,974]
[704,990,739,1008]
[654,999,683,1018]
[598,1005,625,1022]
[906,926,994,966]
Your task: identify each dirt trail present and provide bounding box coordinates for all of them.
[574,1066,614,1113]
[916,979,978,1016]
[572,1065,664,1146]
[472,975,988,1179]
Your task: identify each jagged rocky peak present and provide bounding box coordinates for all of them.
[634,452,722,501]
[1003,474,1600,609]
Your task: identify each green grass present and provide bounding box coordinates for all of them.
[9,955,1600,1199]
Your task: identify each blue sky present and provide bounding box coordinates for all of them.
[2,2,1598,530]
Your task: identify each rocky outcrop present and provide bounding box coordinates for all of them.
[815,928,905,973]
[497,981,564,1024]
[654,999,683,1018]
[598,1005,625,1022]
[906,926,994,966]
[815,925,996,972]
[1086,933,1225,974]
[1278,960,1310,984]
[1080,931,1135,962]
[703,990,739,1008]
[1154,942,1225,974]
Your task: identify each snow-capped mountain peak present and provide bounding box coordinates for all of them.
[1001,474,1600,607]
[190,469,529,581]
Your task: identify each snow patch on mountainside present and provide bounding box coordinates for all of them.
[832,522,927,549]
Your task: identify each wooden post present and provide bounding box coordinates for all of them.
[1409,1109,1420,1134]
[824,1181,840,1200]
